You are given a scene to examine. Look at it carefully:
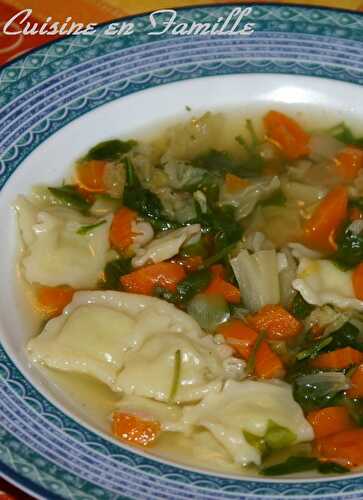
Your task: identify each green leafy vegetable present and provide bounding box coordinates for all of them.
[296,336,333,361]
[317,462,349,474]
[186,293,230,332]
[344,398,363,426]
[153,286,179,304]
[193,149,242,176]
[243,431,266,454]
[327,322,363,352]
[261,189,287,207]
[180,239,208,258]
[246,330,266,375]
[293,372,347,411]
[77,220,106,235]
[48,186,91,213]
[176,269,212,303]
[290,293,314,320]
[202,244,236,269]
[169,350,181,401]
[329,122,363,147]
[102,258,132,290]
[85,139,137,161]
[335,223,363,268]
[264,420,296,450]
[261,456,319,476]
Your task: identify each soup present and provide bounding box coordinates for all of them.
[16,110,363,476]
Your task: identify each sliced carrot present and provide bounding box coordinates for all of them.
[225,173,249,193]
[75,160,107,193]
[335,146,363,181]
[348,364,363,399]
[36,286,75,316]
[120,262,186,296]
[205,265,240,304]
[353,263,363,301]
[217,319,258,359]
[314,428,363,468]
[263,110,310,160]
[350,207,363,221]
[303,186,348,253]
[248,304,302,340]
[311,347,363,370]
[254,341,285,379]
[307,407,355,439]
[110,207,137,252]
[112,412,161,447]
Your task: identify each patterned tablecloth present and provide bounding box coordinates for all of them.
[0,0,362,498]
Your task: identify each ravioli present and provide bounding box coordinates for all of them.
[16,196,112,288]
[28,291,234,401]
[183,380,314,466]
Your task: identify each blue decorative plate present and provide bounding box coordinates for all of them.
[1,4,363,499]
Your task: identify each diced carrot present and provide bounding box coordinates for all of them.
[311,347,363,370]
[353,263,363,301]
[120,262,186,296]
[263,110,310,160]
[248,304,303,340]
[348,364,363,399]
[217,319,258,359]
[225,173,249,192]
[335,146,363,181]
[110,207,137,252]
[254,341,285,379]
[75,160,107,193]
[36,286,75,316]
[307,407,355,439]
[112,412,161,447]
[205,265,240,304]
[314,428,363,468]
[350,207,363,221]
[173,255,203,272]
[303,186,348,253]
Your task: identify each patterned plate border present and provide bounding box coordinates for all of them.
[1,4,363,499]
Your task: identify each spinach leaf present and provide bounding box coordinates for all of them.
[193,149,242,176]
[103,258,132,290]
[261,456,319,476]
[293,372,347,412]
[335,223,363,268]
[153,287,179,304]
[176,269,212,303]
[48,186,91,213]
[77,220,106,235]
[329,122,363,147]
[261,189,287,207]
[327,322,363,352]
[85,139,137,161]
[296,336,333,361]
[317,462,349,474]
[290,293,314,320]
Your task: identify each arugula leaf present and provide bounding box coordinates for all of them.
[335,222,363,268]
[85,139,137,161]
[102,258,132,290]
[327,322,363,352]
[289,293,314,320]
[296,336,333,361]
[261,456,319,476]
[48,186,91,213]
[261,189,287,207]
[329,122,363,147]
[77,220,106,235]
[176,269,212,303]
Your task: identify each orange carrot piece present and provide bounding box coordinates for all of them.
[36,286,75,316]
[120,262,186,296]
[353,263,363,301]
[335,146,363,181]
[254,341,285,379]
[249,304,302,340]
[225,174,249,192]
[307,407,355,439]
[112,412,161,447]
[263,110,310,160]
[217,319,258,359]
[348,364,363,399]
[110,207,137,252]
[303,186,348,253]
[350,207,363,221]
[205,265,240,304]
[311,347,363,370]
[314,428,363,468]
[75,160,107,193]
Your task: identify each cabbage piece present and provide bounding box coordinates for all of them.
[230,249,280,312]
[132,224,200,268]
[15,196,112,288]
[183,380,313,467]
[163,159,206,190]
[278,248,298,308]
[281,179,327,206]
[28,291,234,402]
[293,258,363,312]
[219,176,280,220]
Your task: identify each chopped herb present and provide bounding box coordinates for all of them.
[246,330,266,375]
[296,336,333,361]
[185,105,192,112]
[77,219,106,235]
[290,293,314,320]
[169,350,181,401]
[48,186,91,213]
[176,269,212,303]
[334,222,363,268]
[261,456,319,476]
[261,189,287,207]
[102,258,132,290]
[85,139,137,161]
